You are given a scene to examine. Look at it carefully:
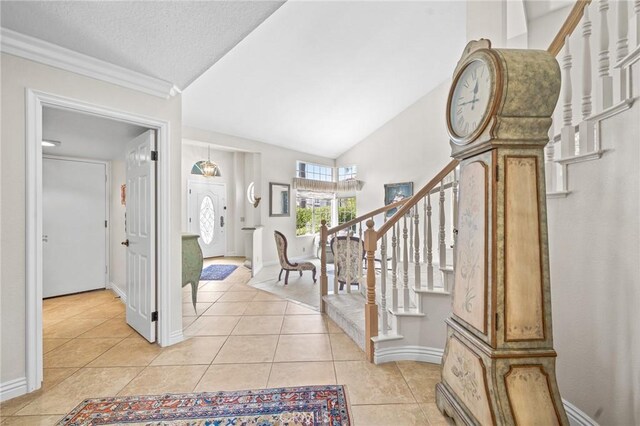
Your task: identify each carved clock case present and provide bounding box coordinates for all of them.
[436,42,569,425]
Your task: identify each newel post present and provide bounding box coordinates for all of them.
[319,220,328,313]
[364,219,378,362]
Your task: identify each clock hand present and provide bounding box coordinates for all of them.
[459,98,479,106]
[471,80,479,110]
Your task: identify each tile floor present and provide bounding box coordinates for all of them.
[0,258,448,426]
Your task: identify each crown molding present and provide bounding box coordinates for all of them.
[1,28,177,99]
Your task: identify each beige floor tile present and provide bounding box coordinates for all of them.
[77,318,134,338]
[245,301,287,315]
[41,317,65,328]
[285,302,319,315]
[253,292,284,302]
[351,404,428,426]
[150,337,227,365]
[118,365,207,396]
[217,292,257,302]
[396,361,441,403]
[202,302,248,316]
[325,318,344,334]
[214,335,279,363]
[88,337,162,367]
[329,333,365,361]
[44,338,122,368]
[71,301,124,319]
[43,318,106,339]
[183,302,213,316]
[200,281,235,292]
[420,402,449,426]
[231,316,284,335]
[195,363,271,392]
[0,391,43,417]
[42,304,89,321]
[182,316,197,329]
[267,362,336,388]
[42,339,70,354]
[184,316,241,336]
[194,291,225,303]
[274,334,332,362]
[281,315,327,334]
[43,368,78,389]
[1,415,63,425]
[17,367,142,415]
[334,361,415,405]
[228,283,257,292]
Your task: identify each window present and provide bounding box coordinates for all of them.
[296,197,332,236]
[297,161,333,182]
[199,196,215,244]
[338,197,357,228]
[338,165,357,181]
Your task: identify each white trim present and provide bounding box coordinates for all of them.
[168,330,185,346]
[187,180,227,257]
[563,399,600,426]
[1,28,176,99]
[589,98,635,122]
[25,89,175,394]
[556,150,606,165]
[615,44,640,69]
[0,377,27,402]
[42,155,111,291]
[374,345,444,365]
[109,282,127,303]
[262,254,316,268]
[546,191,572,199]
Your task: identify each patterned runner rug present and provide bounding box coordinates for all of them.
[58,385,350,425]
[200,264,238,281]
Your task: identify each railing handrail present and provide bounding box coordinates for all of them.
[547,0,592,56]
[376,160,459,240]
[326,198,408,236]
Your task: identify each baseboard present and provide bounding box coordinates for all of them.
[167,329,184,346]
[374,345,444,365]
[563,399,599,426]
[0,377,27,402]
[108,282,127,303]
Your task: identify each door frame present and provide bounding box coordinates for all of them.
[25,89,173,393]
[42,155,111,293]
[187,180,227,257]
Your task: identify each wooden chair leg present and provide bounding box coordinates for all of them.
[285,270,290,285]
[299,270,303,277]
[312,267,317,283]
[278,268,283,281]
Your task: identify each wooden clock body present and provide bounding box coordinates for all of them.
[436,40,569,425]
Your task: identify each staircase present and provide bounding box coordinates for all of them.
[319,0,640,365]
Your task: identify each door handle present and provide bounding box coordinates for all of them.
[42,235,48,243]
[121,239,130,247]
[220,216,224,227]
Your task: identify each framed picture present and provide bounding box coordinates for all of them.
[384,182,413,217]
[269,182,290,217]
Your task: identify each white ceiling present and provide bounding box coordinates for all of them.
[43,107,148,160]
[0,1,284,89]
[183,0,467,159]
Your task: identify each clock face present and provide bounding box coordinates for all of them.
[449,59,493,140]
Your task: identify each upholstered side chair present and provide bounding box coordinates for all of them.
[330,235,364,291]
[274,230,317,285]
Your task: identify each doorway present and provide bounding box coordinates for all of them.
[188,181,227,258]
[25,89,174,393]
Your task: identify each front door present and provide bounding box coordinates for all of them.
[42,158,107,298]
[188,181,226,258]
[125,130,156,342]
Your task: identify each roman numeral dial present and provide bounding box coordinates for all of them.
[449,59,493,140]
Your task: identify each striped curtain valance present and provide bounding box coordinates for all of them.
[292,178,365,195]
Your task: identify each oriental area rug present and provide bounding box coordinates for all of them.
[58,385,351,425]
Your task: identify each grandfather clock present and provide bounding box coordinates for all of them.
[435,40,569,425]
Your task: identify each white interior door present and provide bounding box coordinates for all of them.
[43,158,107,298]
[125,130,156,342]
[188,181,226,258]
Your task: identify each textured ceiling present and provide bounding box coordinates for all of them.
[43,107,147,161]
[0,0,284,89]
[183,1,467,158]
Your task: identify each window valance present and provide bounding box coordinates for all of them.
[292,178,364,195]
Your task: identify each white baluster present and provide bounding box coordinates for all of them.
[426,194,434,290]
[409,207,414,261]
[545,123,558,193]
[561,36,576,158]
[380,233,388,334]
[438,180,447,268]
[403,215,410,311]
[579,7,597,154]
[452,170,459,269]
[414,204,421,292]
[346,231,352,294]
[616,0,630,101]
[333,238,339,295]
[636,1,640,47]
[598,0,614,110]
[358,222,364,294]
[423,196,428,263]
[391,223,398,312]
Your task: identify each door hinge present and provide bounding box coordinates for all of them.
[189,217,192,223]
[151,151,158,161]
[151,311,158,322]
[105,220,108,228]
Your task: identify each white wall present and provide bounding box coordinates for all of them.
[0,53,183,388]
[181,143,245,256]
[183,127,335,264]
[110,160,126,297]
